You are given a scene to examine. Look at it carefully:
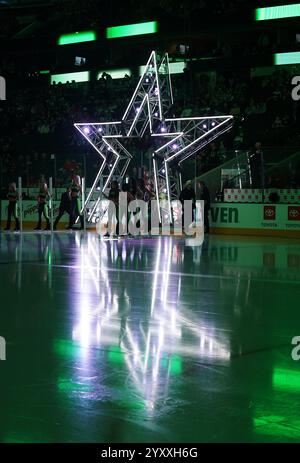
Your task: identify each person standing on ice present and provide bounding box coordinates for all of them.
[68,175,84,230]
[34,182,50,231]
[4,183,20,231]
[179,180,196,230]
[53,186,71,230]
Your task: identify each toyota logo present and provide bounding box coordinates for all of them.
[289,209,299,218]
[265,208,275,217]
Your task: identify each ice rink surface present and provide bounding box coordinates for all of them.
[0,231,300,443]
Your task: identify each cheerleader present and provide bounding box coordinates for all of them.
[68,175,84,229]
[4,183,20,231]
[34,182,50,230]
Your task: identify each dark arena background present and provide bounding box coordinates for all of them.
[0,0,300,451]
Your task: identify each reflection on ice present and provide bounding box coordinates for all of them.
[70,234,230,409]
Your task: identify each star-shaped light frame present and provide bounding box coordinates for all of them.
[75,51,233,223]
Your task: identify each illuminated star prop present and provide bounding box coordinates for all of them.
[75,51,233,223]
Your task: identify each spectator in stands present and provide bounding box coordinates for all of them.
[0,47,299,192]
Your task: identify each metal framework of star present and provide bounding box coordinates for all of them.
[75,51,233,223]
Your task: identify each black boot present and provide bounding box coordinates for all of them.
[4,218,11,230]
[80,215,84,230]
[14,219,20,231]
[44,219,51,231]
[66,218,73,230]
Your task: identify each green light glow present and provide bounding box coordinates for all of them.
[106,21,158,39]
[58,31,96,45]
[170,355,182,375]
[97,68,131,79]
[53,339,86,358]
[167,61,186,74]
[274,52,300,65]
[48,249,52,267]
[57,376,91,393]
[254,415,300,438]
[4,435,46,443]
[116,399,145,410]
[254,415,284,427]
[39,70,50,75]
[108,345,124,364]
[255,4,300,21]
[273,368,300,391]
[139,61,186,76]
[51,71,89,85]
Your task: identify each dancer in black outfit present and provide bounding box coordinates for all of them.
[179,180,196,230]
[34,182,50,231]
[53,187,71,230]
[68,175,84,230]
[107,180,120,236]
[4,183,20,231]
